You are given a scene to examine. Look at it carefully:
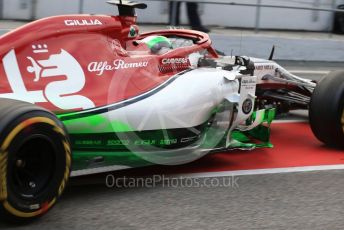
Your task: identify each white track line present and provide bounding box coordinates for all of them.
[273,119,307,123]
[290,70,330,75]
[174,165,344,179]
[71,165,131,177]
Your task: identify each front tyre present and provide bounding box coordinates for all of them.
[309,71,344,148]
[0,99,71,222]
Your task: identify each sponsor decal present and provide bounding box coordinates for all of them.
[159,57,190,73]
[0,46,95,110]
[241,78,256,92]
[239,76,257,116]
[242,98,253,114]
[128,26,137,38]
[241,79,257,85]
[161,58,189,65]
[88,59,149,76]
[64,19,102,26]
[255,65,274,71]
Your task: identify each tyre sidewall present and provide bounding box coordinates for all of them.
[309,71,344,147]
[0,110,71,221]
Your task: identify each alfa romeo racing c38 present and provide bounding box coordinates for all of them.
[0,0,343,222]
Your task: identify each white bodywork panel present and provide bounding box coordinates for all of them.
[67,68,241,133]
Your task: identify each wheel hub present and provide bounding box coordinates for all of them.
[9,136,56,199]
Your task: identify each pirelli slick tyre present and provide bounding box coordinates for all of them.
[0,99,71,222]
[309,71,344,148]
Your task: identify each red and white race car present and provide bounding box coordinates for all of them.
[0,0,343,222]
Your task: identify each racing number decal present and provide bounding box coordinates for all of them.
[0,48,95,110]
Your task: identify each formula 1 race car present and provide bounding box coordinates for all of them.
[0,0,343,222]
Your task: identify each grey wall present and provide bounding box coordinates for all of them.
[1,0,344,31]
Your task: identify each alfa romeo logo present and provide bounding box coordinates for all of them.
[242,99,253,114]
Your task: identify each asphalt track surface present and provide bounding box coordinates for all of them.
[1,53,344,228]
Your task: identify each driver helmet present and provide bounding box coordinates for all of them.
[140,35,172,54]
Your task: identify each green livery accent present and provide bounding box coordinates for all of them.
[230,108,276,149]
[57,107,276,173]
[59,114,134,133]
